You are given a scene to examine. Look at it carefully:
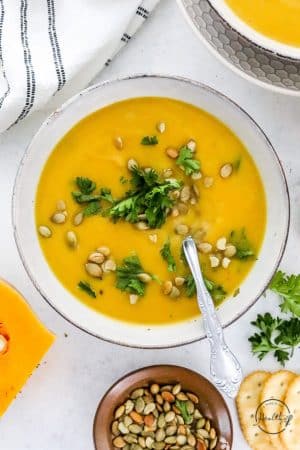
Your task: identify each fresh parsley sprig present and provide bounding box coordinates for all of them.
[108,167,181,229]
[78,280,96,298]
[184,273,226,302]
[176,146,201,176]
[72,177,114,216]
[116,255,151,297]
[269,271,300,317]
[229,228,255,260]
[160,240,177,272]
[175,400,193,424]
[141,136,158,145]
[249,313,300,366]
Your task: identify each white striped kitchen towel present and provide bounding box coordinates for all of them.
[0,0,160,133]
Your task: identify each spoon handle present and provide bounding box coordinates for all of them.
[183,236,242,398]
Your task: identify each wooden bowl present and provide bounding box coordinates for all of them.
[93,365,233,450]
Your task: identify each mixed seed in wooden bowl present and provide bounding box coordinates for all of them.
[111,383,218,450]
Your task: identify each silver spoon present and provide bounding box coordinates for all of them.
[182,236,242,398]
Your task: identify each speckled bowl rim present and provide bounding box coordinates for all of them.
[12,74,290,349]
[93,364,233,450]
[176,0,300,96]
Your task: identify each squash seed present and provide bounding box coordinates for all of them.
[124,416,133,427]
[165,436,177,444]
[165,411,175,423]
[144,402,156,415]
[186,139,196,152]
[197,429,210,439]
[186,400,194,414]
[156,428,166,442]
[56,200,66,211]
[38,225,52,238]
[177,435,187,445]
[162,281,173,295]
[118,422,129,434]
[163,401,171,412]
[66,230,77,248]
[137,273,152,283]
[124,434,138,444]
[210,437,218,449]
[145,437,154,448]
[135,221,149,231]
[102,259,116,272]
[166,147,178,159]
[161,385,172,392]
[51,212,66,224]
[135,397,145,414]
[222,257,231,269]
[186,392,199,404]
[175,224,189,236]
[85,262,102,278]
[176,392,188,401]
[88,252,104,264]
[194,409,202,419]
[148,234,158,244]
[128,159,138,171]
[166,425,177,436]
[138,437,146,448]
[220,163,232,178]
[115,405,125,419]
[157,414,166,428]
[209,255,220,268]
[203,176,214,188]
[154,443,165,450]
[114,136,124,150]
[197,242,212,254]
[150,384,160,395]
[172,384,181,395]
[112,420,120,436]
[163,168,173,178]
[177,203,189,215]
[187,435,196,446]
[113,436,126,448]
[191,171,202,180]
[129,424,143,434]
[196,418,205,429]
[205,420,211,432]
[224,244,236,257]
[131,388,144,400]
[170,286,180,298]
[180,186,191,202]
[125,400,134,414]
[96,246,111,256]
[73,212,83,226]
[216,237,227,251]
[156,121,166,134]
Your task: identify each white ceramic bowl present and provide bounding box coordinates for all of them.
[13,75,290,348]
[209,0,300,60]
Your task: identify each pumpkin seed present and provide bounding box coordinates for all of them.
[145,436,154,449]
[102,258,116,272]
[175,224,189,236]
[166,147,178,159]
[177,435,187,445]
[191,171,202,180]
[119,422,129,434]
[135,397,145,414]
[176,392,188,401]
[144,402,156,415]
[174,276,185,287]
[203,176,214,188]
[56,200,66,211]
[51,212,66,224]
[115,405,125,419]
[124,434,138,444]
[73,212,83,226]
[176,415,184,425]
[156,121,166,134]
[38,225,52,238]
[220,163,232,178]
[209,255,220,268]
[155,428,166,442]
[165,411,175,423]
[165,436,177,444]
[170,286,180,298]
[85,262,102,278]
[196,418,205,429]
[210,437,218,449]
[137,273,152,283]
[197,429,210,439]
[88,252,105,264]
[166,425,177,436]
[163,401,171,412]
[216,237,227,251]
[186,400,194,415]
[131,389,144,399]
[135,221,149,231]
[129,424,143,434]
[197,242,212,254]
[112,420,120,436]
[150,384,160,395]
[114,136,124,150]
[138,437,146,448]
[125,400,134,414]
[187,435,196,446]
[172,384,181,395]
[222,257,231,269]
[133,445,143,450]
[163,168,173,178]
[205,420,211,432]
[124,416,133,427]
[162,281,173,295]
[186,139,196,152]
[224,244,236,258]
[193,409,202,419]
[148,234,158,244]
[65,230,77,248]
[129,294,139,305]
[128,159,138,171]
[97,245,111,256]
[113,436,126,448]
[180,186,191,202]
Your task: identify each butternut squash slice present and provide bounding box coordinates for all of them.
[0,280,55,416]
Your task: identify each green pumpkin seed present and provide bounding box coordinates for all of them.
[124,434,138,444]
[150,384,160,395]
[165,436,177,444]
[210,428,216,439]
[194,409,202,419]
[129,424,142,434]
[197,429,210,439]
[166,425,177,436]
[210,437,217,449]
[155,428,166,442]
[124,416,133,428]
[125,400,134,414]
[172,384,181,395]
[176,435,187,445]
[145,436,154,449]
[138,437,146,448]
[165,411,175,423]
[112,420,120,436]
[135,397,145,414]
[176,415,184,425]
[186,400,194,415]
[205,420,211,432]
[196,418,205,429]
[38,225,52,238]
[157,414,166,429]
[143,402,156,415]
[187,435,196,446]
[118,422,129,434]
[115,405,125,419]
[161,385,172,392]
[131,388,144,399]
[154,443,165,450]
[176,392,188,401]
[163,401,171,412]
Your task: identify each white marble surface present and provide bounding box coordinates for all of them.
[1,1,300,449]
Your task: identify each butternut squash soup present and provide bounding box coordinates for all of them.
[225,0,300,47]
[35,97,266,325]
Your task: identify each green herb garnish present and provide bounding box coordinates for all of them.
[116,255,151,297]
[141,135,158,145]
[83,201,101,217]
[78,280,96,298]
[249,313,300,366]
[108,167,181,229]
[269,271,300,317]
[184,274,226,302]
[160,240,176,272]
[229,228,255,260]
[176,146,201,176]
[99,187,114,204]
[175,400,193,424]
[75,177,96,194]
[120,176,128,185]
